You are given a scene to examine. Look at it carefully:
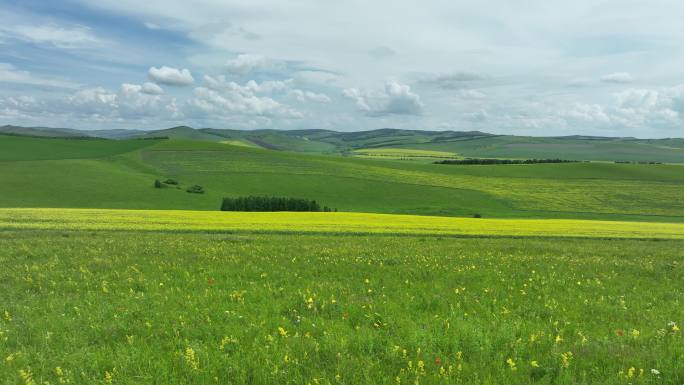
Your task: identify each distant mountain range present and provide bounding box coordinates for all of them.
[2,124,684,162]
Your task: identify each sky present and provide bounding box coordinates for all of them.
[0,0,683,137]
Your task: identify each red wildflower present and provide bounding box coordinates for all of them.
[616,329,624,337]
[435,357,442,365]
[207,278,215,285]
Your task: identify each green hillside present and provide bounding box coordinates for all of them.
[4,125,684,162]
[0,134,161,161]
[1,135,682,222]
[393,135,684,163]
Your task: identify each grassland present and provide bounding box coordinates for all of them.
[0,135,160,161]
[2,132,684,384]
[1,135,683,222]
[2,226,683,385]
[394,136,684,164]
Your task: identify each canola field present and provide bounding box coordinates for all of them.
[1,208,684,239]
[1,229,683,385]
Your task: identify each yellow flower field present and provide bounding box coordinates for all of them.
[1,208,683,238]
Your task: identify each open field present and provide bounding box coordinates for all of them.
[2,208,684,239]
[1,135,683,222]
[2,227,683,385]
[2,134,684,385]
[352,148,459,161]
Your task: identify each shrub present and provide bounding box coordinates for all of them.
[221,196,325,212]
[435,158,578,165]
[473,213,482,218]
[186,185,205,194]
[154,179,162,188]
[163,179,179,185]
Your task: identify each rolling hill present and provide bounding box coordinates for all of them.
[1,134,682,222]
[3,125,684,162]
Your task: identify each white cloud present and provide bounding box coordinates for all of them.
[204,75,291,94]
[225,54,281,75]
[344,81,423,116]
[141,82,164,95]
[121,82,164,95]
[601,72,634,84]
[189,86,302,119]
[0,63,79,88]
[64,84,179,119]
[0,24,103,49]
[288,89,331,103]
[419,72,486,89]
[148,66,194,86]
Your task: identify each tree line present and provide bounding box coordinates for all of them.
[220,196,336,212]
[434,158,578,165]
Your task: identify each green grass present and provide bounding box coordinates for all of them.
[395,136,684,163]
[0,135,160,161]
[2,229,683,385]
[1,136,683,222]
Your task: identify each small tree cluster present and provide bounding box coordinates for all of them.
[186,185,205,194]
[435,158,578,165]
[221,196,328,212]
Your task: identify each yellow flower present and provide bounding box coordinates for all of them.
[627,367,636,378]
[555,335,563,344]
[631,329,640,338]
[530,361,540,368]
[283,354,290,363]
[104,370,113,385]
[184,347,199,370]
[278,327,288,338]
[506,358,517,371]
[19,369,36,385]
[3,310,11,322]
[560,352,573,368]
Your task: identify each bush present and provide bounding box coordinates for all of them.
[221,196,324,212]
[186,185,205,194]
[154,179,162,188]
[473,213,482,218]
[163,179,179,185]
[435,158,577,165]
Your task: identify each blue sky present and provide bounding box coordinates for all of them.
[0,0,683,137]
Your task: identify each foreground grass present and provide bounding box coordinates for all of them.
[1,208,684,239]
[1,231,682,385]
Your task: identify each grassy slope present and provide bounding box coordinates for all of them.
[2,231,683,384]
[0,135,161,161]
[1,136,683,221]
[396,136,684,163]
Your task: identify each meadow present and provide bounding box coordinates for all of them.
[2,226,683,385]
[2,134,683,384]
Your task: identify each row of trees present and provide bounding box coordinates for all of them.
[221,196,335,212]
[435,158,578,165]
[615,161,663,164]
